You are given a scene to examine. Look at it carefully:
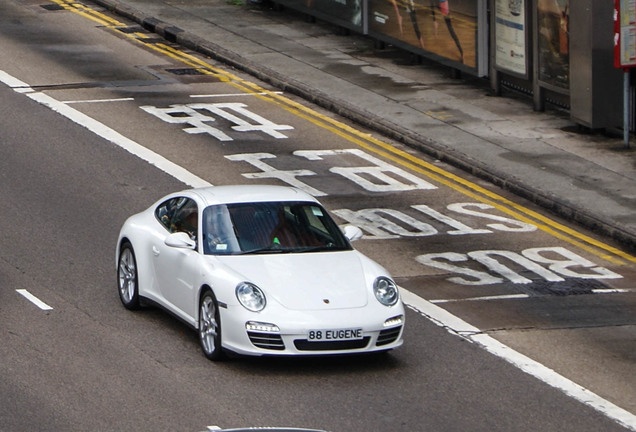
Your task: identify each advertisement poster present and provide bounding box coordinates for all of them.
[494,0,526,75]
[615,0,636,67]
[276,0,363,30]
[537,0,569,89]
[368,0,477,67]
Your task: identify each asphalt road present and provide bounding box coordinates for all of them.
[1,1,635,431]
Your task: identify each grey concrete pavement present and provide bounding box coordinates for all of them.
[93,0,636,252]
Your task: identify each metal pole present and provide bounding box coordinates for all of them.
[625,68,630,149]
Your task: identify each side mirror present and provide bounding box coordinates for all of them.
[342,225,363,242]
[165,232,196,249]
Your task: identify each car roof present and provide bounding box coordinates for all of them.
[186,185,320,206]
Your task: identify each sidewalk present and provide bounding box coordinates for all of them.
[94,0,636,252]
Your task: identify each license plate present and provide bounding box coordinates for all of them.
[307,328,363,341]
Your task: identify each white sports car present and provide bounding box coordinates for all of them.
[116,185,404,360]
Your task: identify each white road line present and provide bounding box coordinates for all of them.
[593,288,629,294]
[190,91,284,98]
[401,288,636,431]
[430,289,630,304]
[0,71,33,91]
[16,289,53,311]
[430,294,530,303]
[64,97,135,104]
[0,70,211,189]
[2,69,634,431]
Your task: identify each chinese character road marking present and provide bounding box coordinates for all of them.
[140,103,293,141]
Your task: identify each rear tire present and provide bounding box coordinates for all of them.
[199,289,224,361]
[118,242,141,310]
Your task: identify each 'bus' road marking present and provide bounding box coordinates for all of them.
[16,289,53,311]
[3,67,636,430]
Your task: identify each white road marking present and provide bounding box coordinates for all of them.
[16,289,53,311]
[63,97,135,104]
[401,288,636,431]
[1,70,634,430]
[593,288,629,294]
[430,294,530,303]
[0,70,211,188]
[0,71,33,92]
[190,91,284,98]
[141,103,293,141]
[430,288,630,304]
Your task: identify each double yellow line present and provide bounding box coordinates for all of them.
[51,0,636,265]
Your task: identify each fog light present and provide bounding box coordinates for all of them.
[384,315,404,327]
[246,321,280,333]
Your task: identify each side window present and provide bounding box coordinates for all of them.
[156,198,181,230]
[171,199,199,241]
[155,197,199,242]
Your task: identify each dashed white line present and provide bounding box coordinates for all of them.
[16,289,53,311]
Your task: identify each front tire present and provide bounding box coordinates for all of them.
[199,289,224,361]
[118,242,141,310]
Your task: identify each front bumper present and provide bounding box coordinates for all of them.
[219,304,405,356]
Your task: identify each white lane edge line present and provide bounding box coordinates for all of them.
[16,289,53,311]
[0,70,34,91]
[0,70,211,189]
[400,287,636,431]
[2,69,634,431]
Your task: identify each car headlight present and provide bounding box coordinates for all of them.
[236,282,266,312]
[373,277,399,306]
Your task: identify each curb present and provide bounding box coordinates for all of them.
[92,0,636,253]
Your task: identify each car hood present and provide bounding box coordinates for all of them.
[215,251,370,311]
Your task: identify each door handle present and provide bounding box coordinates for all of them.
[152,246,160,256]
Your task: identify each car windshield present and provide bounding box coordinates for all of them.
[202,201,352,255]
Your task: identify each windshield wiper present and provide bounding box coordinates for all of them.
[239,246,286,255]
[239,244,347,255]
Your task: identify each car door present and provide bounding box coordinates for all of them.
[153,197,201,324]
